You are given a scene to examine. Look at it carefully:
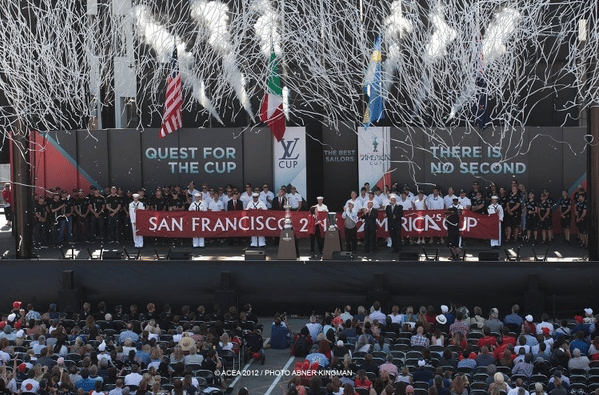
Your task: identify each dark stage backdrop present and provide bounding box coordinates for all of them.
[2,260,597,319]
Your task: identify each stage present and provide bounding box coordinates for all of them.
[0,236,595,318]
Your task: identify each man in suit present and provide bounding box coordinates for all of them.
[362,200,378,253]
[385,194,404,253]
[226,192,243,245]
[271,189,287,210]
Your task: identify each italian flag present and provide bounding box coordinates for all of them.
[259,51,286,142]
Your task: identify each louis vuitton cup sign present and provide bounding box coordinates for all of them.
[274,127,307,197]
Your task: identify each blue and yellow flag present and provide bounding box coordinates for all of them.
[363,36,384,129]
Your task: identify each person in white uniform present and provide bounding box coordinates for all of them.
[488,195,504,248]
[129,193,145,249]
[246,192,267,247]
[189,192,207,248]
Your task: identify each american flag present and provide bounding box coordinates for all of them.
[159,47,183,138]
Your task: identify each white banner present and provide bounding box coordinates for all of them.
[358,126,391,190]
[273,127,307,198]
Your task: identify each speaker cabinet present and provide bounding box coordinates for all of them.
[102,250,123,260]
[62,270,74,290]
[478,251,500,261]
[332,251,354,260]
[399,251,420,261]
[168,251,191,260]
[244,250,266,261]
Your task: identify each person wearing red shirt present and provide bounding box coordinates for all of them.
[354,370,372,391]
[477,327,499,350]
[2,183,12,227]
[500,327,517,347]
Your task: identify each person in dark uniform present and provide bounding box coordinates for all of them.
[524,192,538,244]
[538,192,553,244]
[149,188,168,244]
[471,191,486,215]
[385,194,403,253]
[62,191,75,244]
[33,195,48,248]
[49,193,68,247]
[88,187,106,242]
[444,207,461,260]
[559,189,572,245]
[362,200,378,253]
[575,193,587,248]
[504,185,521,242]
[73,189,90,242]
[105,186,122,243]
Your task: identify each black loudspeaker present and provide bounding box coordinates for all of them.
[169,251,191,260]
[373,272,384,291]
[478,251,500,261]
[221,271,231,290]
[244,250,266,260]
[332,251,354,260]
[62,270,74,290]
[102,250,123,260]
[399,251,420,261]
[58,288,81,312]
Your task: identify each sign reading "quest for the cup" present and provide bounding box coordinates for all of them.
[141,128,244,188]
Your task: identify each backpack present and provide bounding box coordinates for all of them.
[293,335,310,357]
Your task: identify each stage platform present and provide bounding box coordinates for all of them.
[0,215,593,316]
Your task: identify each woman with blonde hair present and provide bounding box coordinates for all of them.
[488,372,508,393]
[170,346,185,364]
[219,332,233,352]
[450,375,467,395]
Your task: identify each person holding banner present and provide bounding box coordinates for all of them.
[246,192,268,248]
[129,193,145,249]
[487,196,504,249]
[189,192,207,248]
[386,195,404,253]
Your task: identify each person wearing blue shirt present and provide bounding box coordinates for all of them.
[305,345,329,367]
[570,331,590,355]
[270,317,292,349]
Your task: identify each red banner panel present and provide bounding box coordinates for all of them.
[326,210,499,240]
[136,210,315,238]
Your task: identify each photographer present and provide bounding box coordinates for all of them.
[201,349,225,388]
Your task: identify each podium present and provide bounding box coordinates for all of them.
[277,228,299,259]
[322,228,342,260]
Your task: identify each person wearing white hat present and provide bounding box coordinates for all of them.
[189,192,207,248]
[129,194,145,249]
[246,192,267,248]
[310,197,328,256]
[488,195,504,248]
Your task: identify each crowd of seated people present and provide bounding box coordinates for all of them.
[0,300,264,395]
[274,303,599,395]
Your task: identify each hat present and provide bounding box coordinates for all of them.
[585,308,593,316]
[542,327,550,335]
[441,305,449,313]
[132,193,140,198]
[452,197,459,200]
[490,308,499,315]
[460,189,466,193]
[418,360,426,367]
[252,192,259,197]
[18,363,26,373]
[12,301,21,310]
[337,340,344,347]
[317,196,324,200]
[49,303,57,310]
[491,195,499,200]
[178,336,195,352]
[3,325,11,334]
[98,341,106,352]
[194,192,201,197]
[575,315,584,324]
[525,314,533,322]
[436,314,447,325]
[15,329,24,338]
[494,372,504,383]
[7,313,16,322]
